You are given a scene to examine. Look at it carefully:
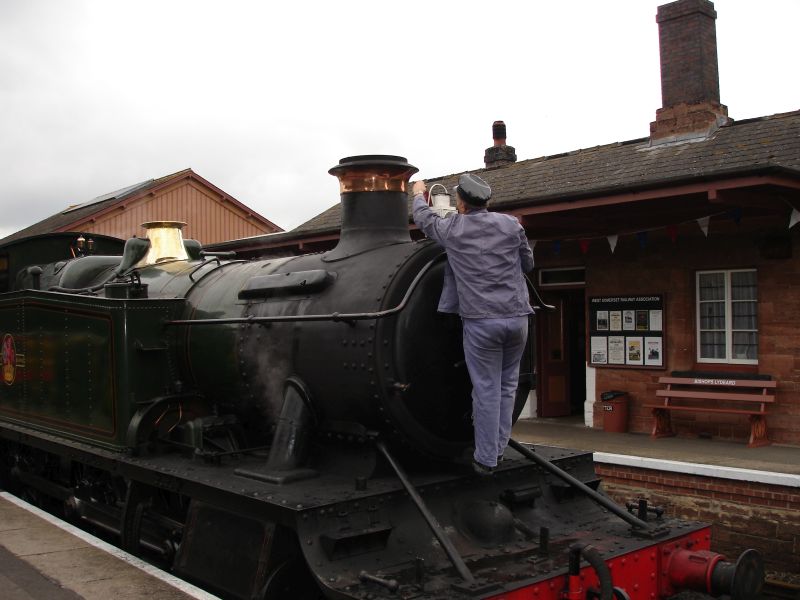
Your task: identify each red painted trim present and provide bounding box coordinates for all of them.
[485,528,713,600]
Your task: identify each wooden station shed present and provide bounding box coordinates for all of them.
[0,168,281,247]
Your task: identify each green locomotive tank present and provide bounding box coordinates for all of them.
[0,232,186,450]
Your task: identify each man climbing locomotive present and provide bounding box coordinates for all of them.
[412,174,534,475]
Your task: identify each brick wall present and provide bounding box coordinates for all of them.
[656,0,720,107]
[651,0,728,142]
[597,462,800,574]
[581,215,800,444]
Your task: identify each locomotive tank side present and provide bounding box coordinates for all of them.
[0,232,189,450]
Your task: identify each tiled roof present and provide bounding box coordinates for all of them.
[290,110,800,237]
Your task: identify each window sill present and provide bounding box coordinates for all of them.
[691,363,759,374]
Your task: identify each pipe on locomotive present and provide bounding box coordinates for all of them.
[508,439,652,532]
[164,252,445,328]
[566,544,613,600]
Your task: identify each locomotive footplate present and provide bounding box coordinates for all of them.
[292,454,707,600]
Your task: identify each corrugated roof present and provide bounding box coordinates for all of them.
[289,110,800,237]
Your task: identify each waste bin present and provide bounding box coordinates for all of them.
[600,390,629,433]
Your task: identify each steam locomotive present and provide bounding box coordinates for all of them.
[0,155,763,599]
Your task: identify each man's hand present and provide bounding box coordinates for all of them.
[412,180,427,196]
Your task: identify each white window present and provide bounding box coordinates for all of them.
[696,269,758,364]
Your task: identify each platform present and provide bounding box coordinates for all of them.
[0,492,218,600]
[512,417,800,481]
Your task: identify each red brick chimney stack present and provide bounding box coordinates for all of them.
[484,121,517,168]
[650,0,730,144]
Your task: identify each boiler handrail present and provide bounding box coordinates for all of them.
[164,252,446,327]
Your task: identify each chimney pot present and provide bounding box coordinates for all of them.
[325,155,417,260]
[484,121,517,169]
[492,121,507,147]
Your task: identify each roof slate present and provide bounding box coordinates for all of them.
[291,110,800,237]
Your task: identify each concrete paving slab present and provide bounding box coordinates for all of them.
[0,493,219,600]
[65,569,199,600]
[23,545,155,586]
[0,544,83,600]
[0,504,45,532]
[0,523,87,556]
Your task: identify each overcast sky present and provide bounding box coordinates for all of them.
[1,0,797,240]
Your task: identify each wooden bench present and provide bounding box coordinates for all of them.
[643,375,776,448]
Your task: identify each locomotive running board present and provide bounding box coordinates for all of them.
[374,440,477,584]
[234,466,318,485]
[508,438,669,538]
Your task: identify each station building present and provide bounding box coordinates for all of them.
[204,0,800,570]
[208,0,800,446]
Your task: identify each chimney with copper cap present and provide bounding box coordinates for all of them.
[650,0,730,144]
[325,155,418,261]
[484,121,517,168]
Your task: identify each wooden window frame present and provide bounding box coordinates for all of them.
[695,268,758,365]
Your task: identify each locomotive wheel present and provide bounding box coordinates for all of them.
[120,480,154,555]
[261,557,325,600]
[0,442,21,494]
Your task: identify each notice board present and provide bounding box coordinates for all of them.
[588,295,664,368]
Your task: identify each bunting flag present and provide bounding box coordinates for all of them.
[790,209,800,230]
[728,207,743,225]
[666,224,678,243]
[697,216,710,237]
[529,210,742,255]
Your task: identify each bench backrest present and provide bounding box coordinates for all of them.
[656,376,776,404]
